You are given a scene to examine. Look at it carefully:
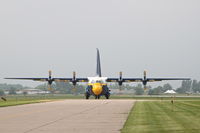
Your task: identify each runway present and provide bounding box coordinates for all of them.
[0,99,135,133]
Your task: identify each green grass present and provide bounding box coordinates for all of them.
[1,94,200,108]
[111,95,200,100]
[0,100,43,107]
[122,100,200,133]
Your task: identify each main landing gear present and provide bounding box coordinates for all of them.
[105,94,110,99]
[85,93,110,99]
[85,92,90,99]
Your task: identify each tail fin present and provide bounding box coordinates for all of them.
[96,48,102,77]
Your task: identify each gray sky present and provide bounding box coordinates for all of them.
[0,0,199,88]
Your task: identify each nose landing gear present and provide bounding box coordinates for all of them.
[95,95,100,99]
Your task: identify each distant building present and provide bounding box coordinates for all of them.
[4,89,50,95]
[22,89,50,94]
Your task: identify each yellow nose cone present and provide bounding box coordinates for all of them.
[92,83,103,95]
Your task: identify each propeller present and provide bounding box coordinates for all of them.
[142,70,148,90]
[118,71,123,91]
[47,70,54,91]
[72,71,77,94]
[72,71,77,86]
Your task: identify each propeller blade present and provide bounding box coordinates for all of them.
[47,70,54,91]
[49,70,52,79]
[72,71,77,86]
[72,85,77,94]
[144,85,147,90]
[73,71,76,79]
[118,71,123,86]
[144,70,147,80]
[143,70,148,90]
[48,84,52,91]
[119,85,122,91]
[119,71,122,79]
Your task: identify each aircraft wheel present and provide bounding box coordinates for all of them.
[95,96,100,99]
[85,93,90,99]
[105,94,110,99]
[86,96,89,99]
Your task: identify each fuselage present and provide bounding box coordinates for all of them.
[86,77,110,98]
[88,83,104,95]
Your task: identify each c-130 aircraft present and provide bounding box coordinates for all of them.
[5,49,190,99]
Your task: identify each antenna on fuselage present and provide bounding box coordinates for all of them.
[96,48,102,77]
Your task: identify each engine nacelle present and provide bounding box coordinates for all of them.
[48,80,53,85]
[72,81,77,86]
[118,81,123,86]
[142,80,147,86]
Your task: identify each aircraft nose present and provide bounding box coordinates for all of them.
[92,84,103,96]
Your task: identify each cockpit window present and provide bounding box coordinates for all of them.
[89,79,105,83]
[96,80,102,83]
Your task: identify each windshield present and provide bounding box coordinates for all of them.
[96,80,102,83]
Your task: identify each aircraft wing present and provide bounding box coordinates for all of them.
[5,78,89,82]
[123,78,143,82]
[146,78,191,82]
[106,77,190,83]
[54,78,88,82]
[107,78,143,82]
[5,78,49,82]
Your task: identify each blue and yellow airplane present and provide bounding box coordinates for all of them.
[5,49,190,99]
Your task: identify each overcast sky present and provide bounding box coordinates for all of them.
[0,0,199,88]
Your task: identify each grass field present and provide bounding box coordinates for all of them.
[122,100,200,133]
[1,94,200,107]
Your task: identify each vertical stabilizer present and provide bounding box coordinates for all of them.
[96,48,102,77]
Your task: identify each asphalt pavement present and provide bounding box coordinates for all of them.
[0,99,135,133]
